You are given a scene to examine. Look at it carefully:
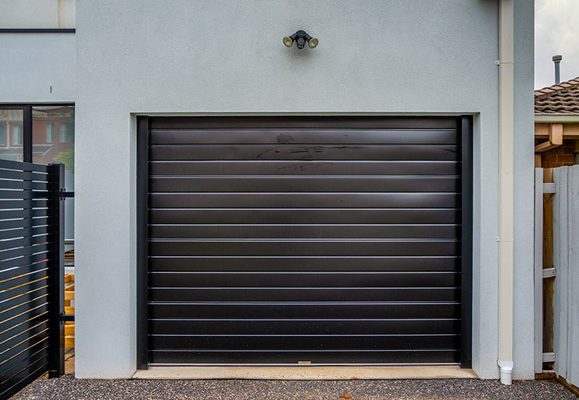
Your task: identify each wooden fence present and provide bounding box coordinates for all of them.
[64,273,74,349]
[536,167,579,389]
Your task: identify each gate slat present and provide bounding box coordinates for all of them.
[0,161,66,396]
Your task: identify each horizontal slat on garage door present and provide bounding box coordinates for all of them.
[149,351,460,364]
[149,240,458,256]
[149,335,460,351]
[148,302,460,319]
[150,176,459,192]
[149,288,460,302]
[150,144,459,161]
[149,116,457,130]
[145,116,466,366]
[149,272,460,287]
[150,224,458,238]
[150,161,459,176]
[150,209,460,224]
[150,319,460,335]
[150,128,458,145]
[149,256,459,272]
[150,193,459,208]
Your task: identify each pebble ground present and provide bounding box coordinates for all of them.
[12,376,577,400]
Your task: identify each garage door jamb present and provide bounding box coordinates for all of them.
[137,116,150,370]
[460,115,473,369]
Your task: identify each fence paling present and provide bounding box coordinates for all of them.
[554,167,579,387]
[537,166,579,389]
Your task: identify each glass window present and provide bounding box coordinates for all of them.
[33,106,74,171]
[33,106,75,240]
[46,123,54,143]
[0,109,24,161]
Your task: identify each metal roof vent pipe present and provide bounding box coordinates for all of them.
[553,55,562,84]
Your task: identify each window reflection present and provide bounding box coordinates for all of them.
[46,123,54,143]
[12,124,23,145]
[0,109,24,161]
[33,106,75,240]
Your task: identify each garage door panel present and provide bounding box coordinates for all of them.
[150,176,459,193]
[149,335,460,351]
[150,129,457,145]
[148,302,460,319]
[148,272,459,288]
[149,256,459,272]
[150,144,459,161]
[150,161,460,176]
[149,288,460,302]
[150,209,460,224]
[149,350,460,364]
[149,116,458,131]
[150,193,460,208]
[150,319,460,335]
[149,240,458,256]
[150,224,459,239]
[144,116,468,366]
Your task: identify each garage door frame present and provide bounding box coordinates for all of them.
[136,115,473,369]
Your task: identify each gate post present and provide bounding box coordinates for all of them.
[48,163,65,378]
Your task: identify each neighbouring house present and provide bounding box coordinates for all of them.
[535,77,579,167]
[0,0,536,385]
[533,74,579,392]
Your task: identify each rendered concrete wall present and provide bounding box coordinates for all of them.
[0,0,75,28]
[74,0,535,379]
[0,33,75,103]
[512,0,536,382]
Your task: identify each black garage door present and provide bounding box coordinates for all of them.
[137,116,472,367]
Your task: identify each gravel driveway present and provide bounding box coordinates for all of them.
[12,376,577,400]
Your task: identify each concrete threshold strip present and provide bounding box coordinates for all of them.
[133,366,477,380]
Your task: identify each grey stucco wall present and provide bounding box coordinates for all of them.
[513,0,536,383]
[0,0,75,29]
[74,0,535,379]
[0,33,75,103]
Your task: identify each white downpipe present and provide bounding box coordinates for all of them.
[498,0,515,386]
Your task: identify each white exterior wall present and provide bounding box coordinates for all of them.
[0,0,76,104]
[0,0,75,29]
[74,0,535,379]
[0,33,75,103]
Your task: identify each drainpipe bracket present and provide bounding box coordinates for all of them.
[495,236,514,242]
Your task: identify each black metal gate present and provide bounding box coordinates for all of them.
[0,160,67,399]
[138,116,472,367]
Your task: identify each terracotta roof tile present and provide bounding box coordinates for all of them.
[535,77,579,115]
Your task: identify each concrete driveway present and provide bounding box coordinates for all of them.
[12,376,577,400]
